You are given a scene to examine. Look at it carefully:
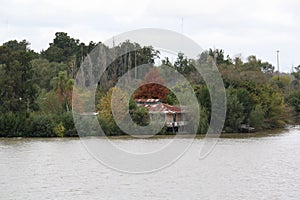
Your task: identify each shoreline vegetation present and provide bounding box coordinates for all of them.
[1,32,300,137]
[0,126,293,139]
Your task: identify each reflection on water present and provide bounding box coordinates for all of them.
[0,127,299,200]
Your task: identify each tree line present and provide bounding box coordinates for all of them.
[0,32,300,137]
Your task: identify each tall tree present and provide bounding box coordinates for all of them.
[174,52,194,74]
[133,67,169,101]
[51,71,74,111]
[224,88,245,132]
[0,41,38,113]
[208,48,232,65]
[41,32,97,68]
[30,58,68,91]
[3,39,30,51]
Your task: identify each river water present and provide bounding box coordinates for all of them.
[1,127,300,200]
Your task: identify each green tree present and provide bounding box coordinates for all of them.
[224,88,245,132]
[130,106,149,126]
[96,87,123,135]
[51,71,74,111]
[292,65,300,80]
[198,106,209,134]
[194,84,211,115]
[287,90,300,113]
[42,32,79,63]
[31,58,68,91]
[0,42,38,113]
[36,90,64,115]
[208,48,232,65]
[174,52,194,74]
[41,32,97,67]
[236,88,254,122]
[249,104,265,129]
[3,39,30,51]
[269,75,291,94]
[265,91,286,127]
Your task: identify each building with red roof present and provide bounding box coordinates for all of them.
[135,99,187,132]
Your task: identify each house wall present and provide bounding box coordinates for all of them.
[166,114,173,123]
[176,114,182,122]
[165,113,183,122]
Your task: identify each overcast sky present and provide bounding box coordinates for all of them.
[1,0,299,72]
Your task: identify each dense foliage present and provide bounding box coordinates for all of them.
[0,32,299,137]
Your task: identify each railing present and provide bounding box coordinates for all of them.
[166,121,186,127]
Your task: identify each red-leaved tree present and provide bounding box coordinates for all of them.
[133,68,169,101]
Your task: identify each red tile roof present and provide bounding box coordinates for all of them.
[135,99,161,104]
[135,99,184,114]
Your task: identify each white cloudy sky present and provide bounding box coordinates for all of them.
[1,0,299,72]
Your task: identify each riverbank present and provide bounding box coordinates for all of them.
[0,126,296,139]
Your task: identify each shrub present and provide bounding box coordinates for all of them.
[54,122,65,137]
[60,112,77,136]
[28,114,55,137]
[0,112,26,137]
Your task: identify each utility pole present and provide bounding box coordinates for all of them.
[134,50,137,79]
[276,50,280,81]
